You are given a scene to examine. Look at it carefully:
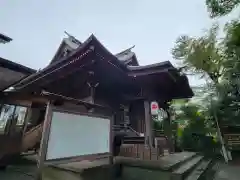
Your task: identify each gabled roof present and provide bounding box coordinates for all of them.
[115,46,139,66]
[50,34,139,66]
[13,34,127,89]
[11,34,193,100]
[50,35,82,64]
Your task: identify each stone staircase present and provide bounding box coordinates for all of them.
[0,152,218,180]
[115,152,216,180]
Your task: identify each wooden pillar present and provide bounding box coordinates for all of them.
[163,109,174,152]
[21,108,32,136]
[144,100,153,147]
[37,101,52,180]
[123,105,130,127]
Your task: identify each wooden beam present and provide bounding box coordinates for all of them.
[0,93,44,106]
[128,69,169,77]
[2,94,48,106]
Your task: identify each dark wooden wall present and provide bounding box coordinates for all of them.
[129,101,145,133]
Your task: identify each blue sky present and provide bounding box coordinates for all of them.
[0,0,239,85]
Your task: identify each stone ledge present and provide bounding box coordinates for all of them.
[115,152,196,171]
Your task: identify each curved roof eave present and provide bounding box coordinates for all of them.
[127,61,173,71]
[0,57,36,91]
[0,57,36,75]
[12,35,128,89]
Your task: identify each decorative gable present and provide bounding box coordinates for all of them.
[50,33,139,66]
[115,46,139,66]
[50,33,81,65]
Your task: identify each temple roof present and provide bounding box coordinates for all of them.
[50,35,82,64]
[115,46,139,66]
[50,34,139,66]
[12,35,130,89]
[10,34,193,100]
[0,57,36,91]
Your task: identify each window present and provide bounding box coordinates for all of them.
[15,106,27,126]
[0,104,15,134]
[0,104,28,134]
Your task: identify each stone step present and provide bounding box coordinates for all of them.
[185,159,212,180]
[171,155,203,180]
[159,152,197,171]
[115,152,197,171]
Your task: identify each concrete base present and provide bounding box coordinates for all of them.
[0,152,213,180]
[116,152,212,180]
[42,164,113,180]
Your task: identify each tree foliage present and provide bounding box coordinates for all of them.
[172,19,240,125]
[172,24,223,83]
[171,16,240,154]
[206,0,240,17]
[169,0,240,154]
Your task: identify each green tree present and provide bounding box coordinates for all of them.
[218,20,240,125]
[153,115,163,130]
[171,23,239,153]
[172,24,223,83]
[172,21,240,125]
[171,0,240,155]
[206,0,240,18]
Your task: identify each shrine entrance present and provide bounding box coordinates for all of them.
[0,34,193,178]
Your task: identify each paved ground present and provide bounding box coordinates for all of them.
[214,164,240,180]
[213,160,240,180]
[1,153,240,180]
[0,165,36,180]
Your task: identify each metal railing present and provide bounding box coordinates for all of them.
[113,125,140,137]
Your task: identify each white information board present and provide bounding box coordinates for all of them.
[46,111,111,160]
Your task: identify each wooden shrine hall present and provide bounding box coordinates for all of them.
[0,34,193,161]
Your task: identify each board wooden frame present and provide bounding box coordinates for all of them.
[37,101,114,176]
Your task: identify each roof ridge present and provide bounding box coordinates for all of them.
[64,31,82,45]
[115,45,135,56]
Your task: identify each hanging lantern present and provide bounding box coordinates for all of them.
[151,101,159,115]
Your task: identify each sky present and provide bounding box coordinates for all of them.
[0,0,239,85]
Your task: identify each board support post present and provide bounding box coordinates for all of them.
[37,101,52,180]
